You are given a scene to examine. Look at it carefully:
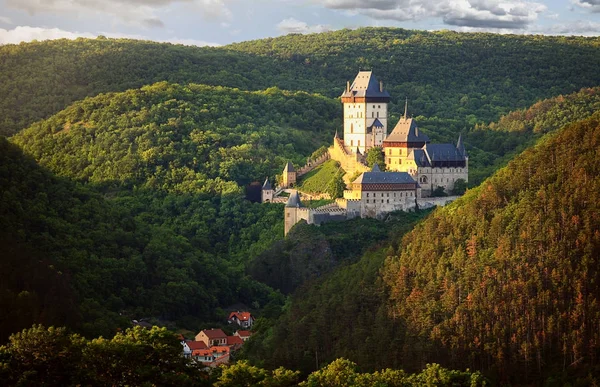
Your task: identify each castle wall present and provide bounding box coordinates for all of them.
[359,189,417,218]
[329,137,370,184]
[416,167,468,196]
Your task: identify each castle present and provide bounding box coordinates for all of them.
[275,71,468,235]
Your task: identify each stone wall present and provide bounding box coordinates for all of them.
[329,137,370,184]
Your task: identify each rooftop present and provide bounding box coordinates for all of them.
[285,190,304,208]
[341,71,391,99]
[384,117,430,144]
[353,166,417,185]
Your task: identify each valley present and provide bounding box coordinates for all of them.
[1,28,600,385]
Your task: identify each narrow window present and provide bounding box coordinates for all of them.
[387,199,389,203]
[351,140,354,146]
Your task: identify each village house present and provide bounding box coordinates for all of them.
[192,346,230,368]
[235,330,253,342]
[195,328,227,347]
[228,311,254,328]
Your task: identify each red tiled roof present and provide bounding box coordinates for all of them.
[200,328,227,339]
[228,311,253,321]
[236,330,252,337]
[227,336,243,346]
[187,341,208,351]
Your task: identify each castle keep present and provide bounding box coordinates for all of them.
[276,70,468,235]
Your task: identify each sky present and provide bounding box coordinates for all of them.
[0,0,599,46]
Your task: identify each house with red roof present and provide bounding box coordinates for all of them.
[195,329,227,347]
[192,346,230,367]
[226,335,244,351]
[228,311,254,328]
[234,330,252,342]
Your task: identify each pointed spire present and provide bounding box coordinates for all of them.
[334,129,339,139]
[285,190,304,208]
[457,133,468,158]
[262,177,272,190]
[356,146,361,155]
[404,97,408,119]
[371,163,381,172]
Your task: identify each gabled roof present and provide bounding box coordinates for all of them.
[371,164,381,172]
[424,143,466,162]
[341,71,390,99]
[283,161,295,173]
[369,118,384,128]
[187,341,208,351]
[228,311,253,321]
[285,190,304,208]
[200,329,227,339]
[384,117,430,144]
[227,336,244,346]
[408,149,431,167]
[353,170,416,185]
[236,330,252,337]
[262,177,272,190]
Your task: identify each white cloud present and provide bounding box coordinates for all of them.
[5,0,232,29]
[571,0,600,13]
[277,17,332,34]
[537,20,600,35]
[0,16,13,25]
[0,26,94,44]
[0,26,220,46]
[317,0,547,29]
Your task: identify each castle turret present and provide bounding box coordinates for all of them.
[341,71,390,154]
[282,161,297,188]
[284,190,304,236]
[261,177,274,203]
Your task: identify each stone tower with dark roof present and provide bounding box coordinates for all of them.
[261,177,274,203]
[282,161,297,188]
[341,71,390,154]
[284,190,304,235]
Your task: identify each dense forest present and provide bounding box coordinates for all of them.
[243,112,600,384]
[0,325,486,386]
[0,137,286,339]
[1,29,600,138]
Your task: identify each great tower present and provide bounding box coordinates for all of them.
[340,71,390,154]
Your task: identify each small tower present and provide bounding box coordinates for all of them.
[284,190,304,236]
[282,161,297,188]
[261,177,274,203]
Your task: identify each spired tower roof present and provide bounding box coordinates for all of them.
[384,117,430,144]
[283,161,296,173]
[285,190,304,208]
[340,71,391,100]
[262,177,272,190]
[456,133,468,158]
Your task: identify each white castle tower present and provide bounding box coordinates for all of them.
[340,71,391,154]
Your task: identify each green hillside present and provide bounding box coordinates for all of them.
[1,29,600,138]
[382,112,600,383]
[11,82,339,191]
[0,135,287,340]
[0,38,322,137]
[243,105,600,384]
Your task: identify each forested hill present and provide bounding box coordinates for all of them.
[228,28,600,124]
[11,82,340,191]
[0,38,322,137]
[383,112,600,382]
[2,29,600,137]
